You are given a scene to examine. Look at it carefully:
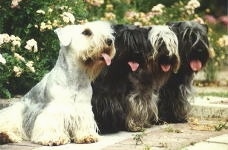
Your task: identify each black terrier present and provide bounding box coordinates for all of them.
[158,21,210,123]
[91,24,151,133]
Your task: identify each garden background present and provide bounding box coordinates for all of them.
[0,0,227,98]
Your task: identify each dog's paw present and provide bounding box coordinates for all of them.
[36,140,69,146]
[72,135,98,144]
[32,135,70,146]
[127,121,144,132]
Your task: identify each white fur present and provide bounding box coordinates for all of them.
[0,21,115,145]
[148,25,179,59]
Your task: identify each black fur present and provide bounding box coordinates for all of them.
[91,25,151,133]
[92,24,180,133]
[158,21,209,123]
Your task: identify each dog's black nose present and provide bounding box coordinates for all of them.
[106,39,112,46]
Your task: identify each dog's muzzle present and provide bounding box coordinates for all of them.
[105,38,113,46]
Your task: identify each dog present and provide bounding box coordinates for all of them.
[124,25,180,131]
[92,24,152,133]
[0,20,116,145]
[92,24,180,133]
[158,21,209,123]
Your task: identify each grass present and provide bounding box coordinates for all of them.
[163,124,183,133]
[132,129,152,149]
[214,122,228,131]
[132,129,146,145]
[198,92,228,98]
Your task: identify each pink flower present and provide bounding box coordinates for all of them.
[204,15,217,24]
[218,16,228,25]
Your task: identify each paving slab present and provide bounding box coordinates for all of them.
[207,134,228,144]
[190,96,228,119]
[183,141,228,150]
[103,123,228,150]
[184,134,228,150]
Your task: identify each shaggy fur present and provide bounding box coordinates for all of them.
[125,25,180,131]
[92,24,151,133]
[92,24,180,133]
[158,21,209,123]
[0,21,116,145]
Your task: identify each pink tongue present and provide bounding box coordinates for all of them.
[128,61,139,72]
[161,64,171,72]
[190,60,202,71]
[101,53,111,66]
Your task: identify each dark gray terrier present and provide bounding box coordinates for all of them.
[158,21,209,123]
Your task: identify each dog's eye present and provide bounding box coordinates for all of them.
[82,29,92,36]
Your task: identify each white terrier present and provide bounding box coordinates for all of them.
[0,21,116,146]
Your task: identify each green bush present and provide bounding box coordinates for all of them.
[0,0,88,98]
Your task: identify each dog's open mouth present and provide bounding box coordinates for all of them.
[128,61,139,72]
[158,55,173,72]
[160,64,171,72]
[101,53,112,66]
[190,59,202,71]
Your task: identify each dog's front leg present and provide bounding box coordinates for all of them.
[70,89,99,144]
[30,102,71,146]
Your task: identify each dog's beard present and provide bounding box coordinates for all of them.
[174,21,210,73]
[157,54,179,73]
[77,44,116,81]
[149,25,180,73]
[149,42,180,74]
[80,46,114,66]
[182,32,209,72]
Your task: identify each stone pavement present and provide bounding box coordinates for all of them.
[0,86,228,150]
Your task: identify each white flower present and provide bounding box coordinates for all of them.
[52,20,59,27]
[0,54,6,64]
[185,0,200,15]
[187,0,200,8]
[14,53,25,62]
[85,0,104,6]
[26,61,35,72]
[61,12,75,24]
[151,4,165,15]
[0,35,4,46]
[0,34,10,44]
[217,35,228,47]
[25,39,38,52]
[36,9,45,15]
[48,8,53,13]
[40,22,46,31]
[13,66,23,77]
[193,17,205,24]
[10,35,21,48]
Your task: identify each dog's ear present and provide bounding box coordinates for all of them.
[166,21,183,27]
[55,26,72,46]
[166,21,183,33]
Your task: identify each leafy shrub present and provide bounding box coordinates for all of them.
[0,0,88,98]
